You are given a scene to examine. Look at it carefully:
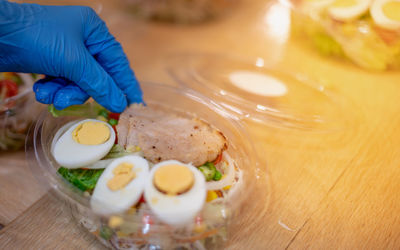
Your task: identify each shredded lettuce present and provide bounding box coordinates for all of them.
[48,102,103,118]
[103,144,139,159]
[199,162,223,182]
[57,167,104,191]
[292,11,400,71]
[310,32,344,57]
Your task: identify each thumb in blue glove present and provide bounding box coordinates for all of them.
[0,1,142,112]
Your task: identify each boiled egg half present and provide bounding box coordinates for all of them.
[371,0,400,30]
[52,119,115,168]
[328,0,371,21]
[91,155,149,215]
[144,160,206,226]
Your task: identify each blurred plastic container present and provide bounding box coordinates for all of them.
[122,0,236,23]
[27,82,270,249]
[290,0,400,71]
[0,73,41,150]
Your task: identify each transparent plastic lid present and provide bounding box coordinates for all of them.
[167,53,351,131]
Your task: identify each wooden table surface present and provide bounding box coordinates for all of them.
[2,0,400,249]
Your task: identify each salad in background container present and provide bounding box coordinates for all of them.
[27,82,270,249]
[290,0,400,71]
[0,72,40,150]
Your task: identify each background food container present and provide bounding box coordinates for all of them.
[290,0,400,71]
[121,0,236,24]
[27,81,270,249]
[0,73,41,150]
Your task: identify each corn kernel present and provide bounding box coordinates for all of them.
[194,223,206,233]
[96,116,108,122]
[108,216,124,228]
[223,185,231,191]
[116,231,129,238]
[127,207,136,215]
[206,191,218,202]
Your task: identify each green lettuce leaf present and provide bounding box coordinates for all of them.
[48,102,103,118]
[57,167,104,191]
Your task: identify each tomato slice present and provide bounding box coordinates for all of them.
[138,194,146,203]
[108,112,120,120]
[374,26,400,45]
[213,152,223,165]
[0,79,18,98]
[112,125,118,144]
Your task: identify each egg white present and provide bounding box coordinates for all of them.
[91,155,149,215]
[302,0,335,10]
[371,0,400,30]
[52,119,115,168]
[328,0,371,21]
[144,160,206,226]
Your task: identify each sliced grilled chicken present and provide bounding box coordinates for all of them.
[116,104,227,166]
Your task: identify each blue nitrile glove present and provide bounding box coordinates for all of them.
[0,0,142,112]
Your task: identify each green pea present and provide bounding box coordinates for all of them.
[98,109,109,119]
[213,170,222,181]
[108,118,118,126]
[99,225,113,240]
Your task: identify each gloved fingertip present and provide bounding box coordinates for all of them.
[53,92,71,110]
[127,93,143,105]
[32,82,41,93]
[103,96,127,113]
[34,86,53,104]
[122,80,143,105]
[53,102,68,111]
[33,79,47,93]
[33,77,70,104]
[53,87,89,110]
[53,96,87,110]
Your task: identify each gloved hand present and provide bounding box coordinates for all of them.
[0,0,142,112]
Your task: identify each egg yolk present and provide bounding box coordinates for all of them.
[154,164,194,195]
[72,121,110,145]
[331,0,357,7]
[383,1,400,21]
[107,163,136,191]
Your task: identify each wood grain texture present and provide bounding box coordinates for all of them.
[0,151,46,225]
[282,42,400,249]
[1,0,400,249]
[0,193,105,249]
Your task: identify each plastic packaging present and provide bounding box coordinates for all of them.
[290,0,400,71]
[167,53,350,131]
[27,82,270,249]
[0,73,41,150]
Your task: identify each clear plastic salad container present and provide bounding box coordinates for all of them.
[290,0,400,71]
[27,82,270,249]
[0,72,41,150]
